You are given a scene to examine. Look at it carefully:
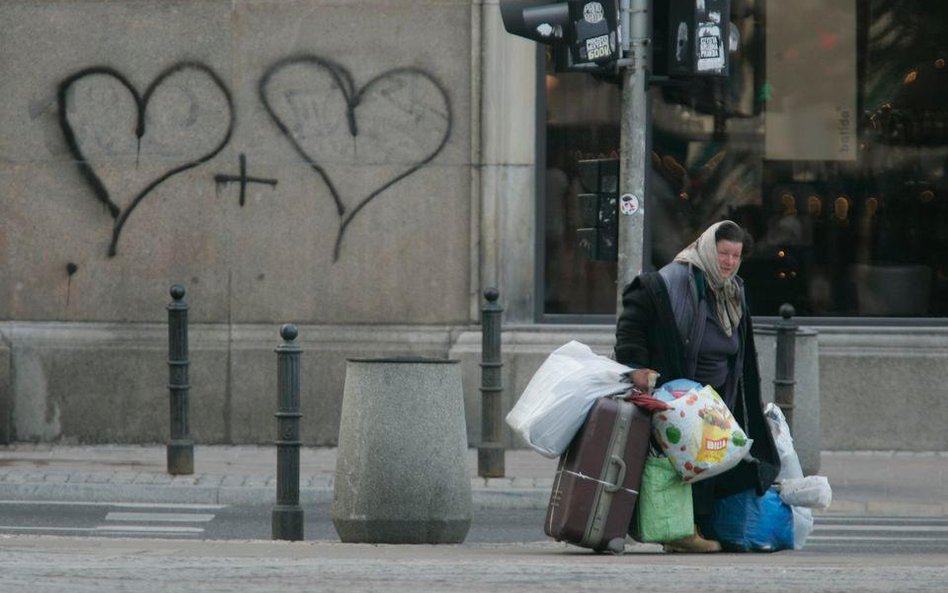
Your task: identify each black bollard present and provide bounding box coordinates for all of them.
[478,288,505,478]
[272,323,304,541]
[167,284,193,475]
[774,303,797,432]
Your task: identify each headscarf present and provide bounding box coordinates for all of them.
[674,220,743,336]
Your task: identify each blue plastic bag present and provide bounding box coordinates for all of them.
[698,487,795,552]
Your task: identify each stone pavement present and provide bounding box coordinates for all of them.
[2,534,946,593]
[0,444,946,514]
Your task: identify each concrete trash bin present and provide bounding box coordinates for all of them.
[331,357,473,544]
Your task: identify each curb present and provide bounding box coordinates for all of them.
[2,480,943,514]
[813,499,948,516]
[0,480,550,509]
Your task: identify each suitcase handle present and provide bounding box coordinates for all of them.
[604,455,626,493]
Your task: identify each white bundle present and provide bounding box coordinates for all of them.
[777,475,833,510]
[505,341,632,458]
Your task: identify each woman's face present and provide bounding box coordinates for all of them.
[716,239,743,279]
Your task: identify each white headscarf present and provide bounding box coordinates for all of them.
[674,220,744,336]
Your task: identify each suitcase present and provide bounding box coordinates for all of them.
[544,396,651,553]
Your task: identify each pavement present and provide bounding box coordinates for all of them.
[0,444,946,515]
[3,445,947,593]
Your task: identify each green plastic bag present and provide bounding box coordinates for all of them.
[631,456,694,542]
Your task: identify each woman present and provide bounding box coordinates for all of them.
[615,220,780,553]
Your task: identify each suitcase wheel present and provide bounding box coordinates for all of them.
[602,537,626,555]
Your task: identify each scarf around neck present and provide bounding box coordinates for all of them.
[674,221,743,336]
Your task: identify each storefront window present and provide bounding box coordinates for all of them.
[541,0,948,318]
[543,71,621,315]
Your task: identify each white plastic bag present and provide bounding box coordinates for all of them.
[505,341,631,458]
[651,383,752,483]
[791,506,814,550]
[763,402,832,549]
[764,403,803,480]
[778,475,833,509]
[764,403,833,509]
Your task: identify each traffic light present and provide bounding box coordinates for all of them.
[499,1,621,73]
[652,0,730,78]
[575,158,619,261]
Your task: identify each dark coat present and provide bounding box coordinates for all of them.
[614,265,780,502]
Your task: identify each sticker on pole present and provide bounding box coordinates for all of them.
[583,2,605,24]
[620,193,640,215]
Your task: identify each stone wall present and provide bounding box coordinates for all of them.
[2,1,946,455]
[1,0,473,326]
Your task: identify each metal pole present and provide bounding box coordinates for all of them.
[478,288,505,478]
[273,323,304,541]
[617,0,651,310]
[774,303,797,432]
[167,284,193,475]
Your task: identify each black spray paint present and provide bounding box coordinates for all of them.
[258,54,453,261]
[58,62,235,257]
[58,55,452,263]
[214,153,278,207]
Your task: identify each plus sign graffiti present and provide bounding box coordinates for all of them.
[214,153,278,207]
[56,56,452,261]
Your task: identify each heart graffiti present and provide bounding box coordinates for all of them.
[58,62,235,257]
[259,54,452,261]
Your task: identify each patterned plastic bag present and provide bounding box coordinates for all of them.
[651,380,752,483]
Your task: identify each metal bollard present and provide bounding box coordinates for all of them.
[167,284,193,475]
[272,323,304,541]
[477,288,505,478]
[774,303,797,432]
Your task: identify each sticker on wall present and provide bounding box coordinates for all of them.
[620,193,640,215]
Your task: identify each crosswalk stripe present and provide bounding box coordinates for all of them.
[95,525,204,534]
[104,512,215,523]
[1,502,218,537]
[808,535,948,542]
[0,500,225,510]
[814,524,948,532]
[97,507,216,535]
[816,514,946,522]
[802,514,948,549]
[0,525,97,533]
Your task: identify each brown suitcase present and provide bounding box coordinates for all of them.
[544,396,651,553]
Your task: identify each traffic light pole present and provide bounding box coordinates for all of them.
[498,0,651,306]
[616,0,650,310]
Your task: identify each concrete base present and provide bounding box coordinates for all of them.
[331,519,471,545]
[166,440,195,476]
[2,321,947,456]
[331,358,472,544]
[272,505,304,542]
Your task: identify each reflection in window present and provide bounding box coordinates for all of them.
[541,0,948,318]
[543,70,620,315]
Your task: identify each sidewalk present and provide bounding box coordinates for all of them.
[1,444,946,514]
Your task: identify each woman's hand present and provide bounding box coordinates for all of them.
[628,368,659,392]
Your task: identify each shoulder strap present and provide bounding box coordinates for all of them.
[638,271,687,376]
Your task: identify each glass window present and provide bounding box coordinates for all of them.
[543,69,621,315]
[541,0,948,318]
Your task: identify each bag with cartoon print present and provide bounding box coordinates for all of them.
[650,379,753,483]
